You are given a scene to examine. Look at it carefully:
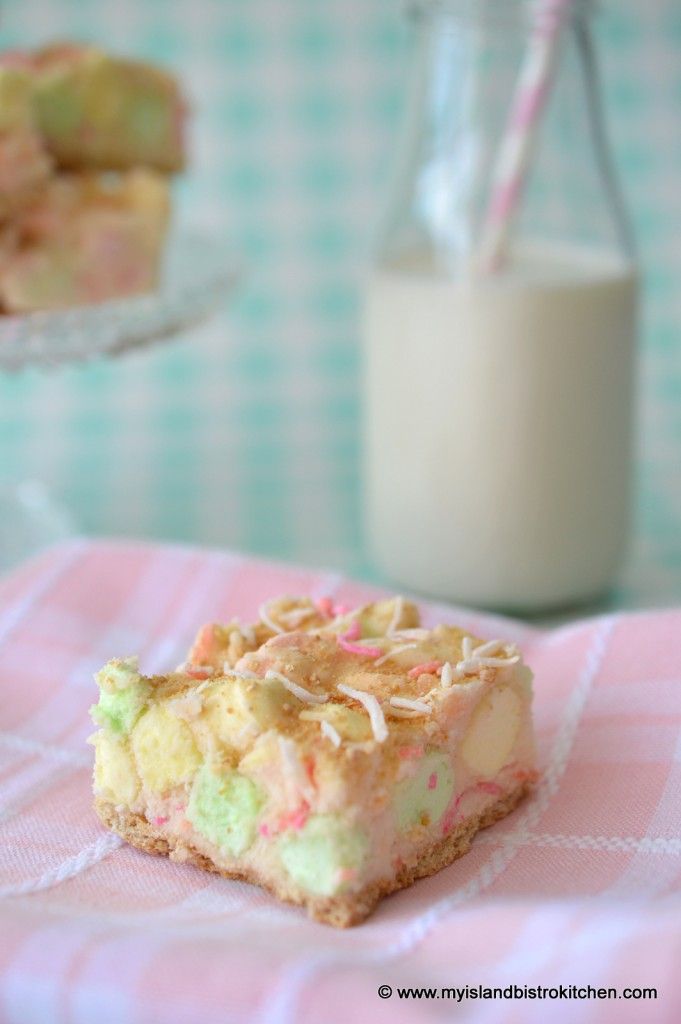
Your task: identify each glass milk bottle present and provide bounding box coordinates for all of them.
[363,0,638,612]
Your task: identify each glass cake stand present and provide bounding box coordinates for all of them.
[0,231,241,569]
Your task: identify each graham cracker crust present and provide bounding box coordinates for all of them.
[95,780,531,927]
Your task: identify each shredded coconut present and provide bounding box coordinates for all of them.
[225,666,261,680]
[456,638,520,675]
[279,606,315,628]
[459,654,521,671]
[391,627,429,641]
[468,639,504,658]
[258,598,288,635]
[386,596,404,636]
[337,683,388,743]
[374,642,418,667]
[320,720,342,748]
[388,707,425,719]
[389,696,432,714]
[440,661,453,688]
[265,669,328,704]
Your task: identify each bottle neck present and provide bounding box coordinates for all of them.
[375,1,634,275]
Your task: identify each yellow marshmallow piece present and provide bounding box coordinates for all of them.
[460,686,522,777]
[131,704,201,793]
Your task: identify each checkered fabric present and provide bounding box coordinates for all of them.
[0,539,680,1023]
[0,0,679,605]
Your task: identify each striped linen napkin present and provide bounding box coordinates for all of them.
[0,539,679,1024]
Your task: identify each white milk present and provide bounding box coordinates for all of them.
[363,244,638,611]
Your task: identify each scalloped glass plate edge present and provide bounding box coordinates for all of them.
[0,230,241,371]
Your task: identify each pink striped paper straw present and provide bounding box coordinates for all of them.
[477,0,574,273]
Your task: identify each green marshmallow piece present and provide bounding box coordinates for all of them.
[91,679,149,734]
[129,94,168,144]
[187,765,264,856]
[278,814,368,897]
[395,750,455,832]
[34,78,83,138]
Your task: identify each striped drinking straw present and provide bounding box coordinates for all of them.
[477,0,575,273]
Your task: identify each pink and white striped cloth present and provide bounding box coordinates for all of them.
[0,539,679,1024]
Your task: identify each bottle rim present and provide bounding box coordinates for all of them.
[406,0,595,29]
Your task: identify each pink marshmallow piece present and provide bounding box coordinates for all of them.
[317,597,334,619]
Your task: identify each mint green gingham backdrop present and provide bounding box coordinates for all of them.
[0,0,680,609]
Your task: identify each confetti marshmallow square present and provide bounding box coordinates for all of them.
[90,596,536,926]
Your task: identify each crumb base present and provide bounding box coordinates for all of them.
[95,780,531,928]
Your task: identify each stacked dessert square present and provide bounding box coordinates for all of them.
[91,596,537,926]
[0,44,186,312]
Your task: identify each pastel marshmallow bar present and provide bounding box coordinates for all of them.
[6,43,187,174]
[0,66,52,221]
[90,596,537,926]
[0,169,170,312]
